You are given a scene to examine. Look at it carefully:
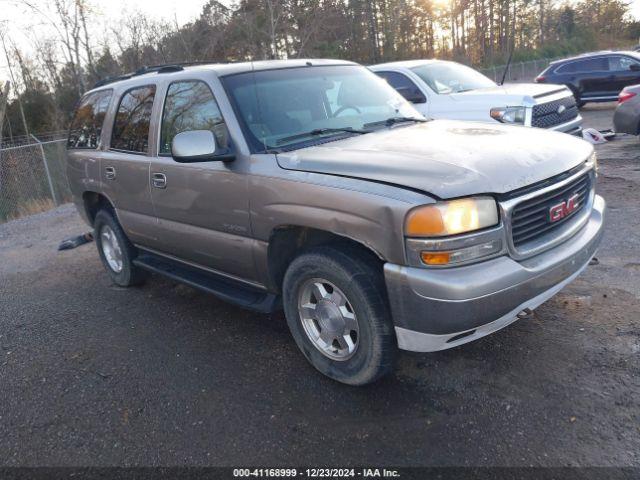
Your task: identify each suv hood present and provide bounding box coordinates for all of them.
[450,83,568,104]
[276,120,592,199]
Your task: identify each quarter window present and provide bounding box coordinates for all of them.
[160,81,227,155]
[111,85,156,153]
[67,90,112,149]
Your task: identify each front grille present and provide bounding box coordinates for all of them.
[532,96,579,128]
[510,173,591,248]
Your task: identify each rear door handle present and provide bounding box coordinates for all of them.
[104,166,116,180]
[152,172,167,189]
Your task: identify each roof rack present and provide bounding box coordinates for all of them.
[92,62,215,89]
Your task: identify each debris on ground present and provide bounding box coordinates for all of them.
[58,232,93,251]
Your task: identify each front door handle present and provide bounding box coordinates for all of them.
[105,166,116,180]
[152,172,167,189]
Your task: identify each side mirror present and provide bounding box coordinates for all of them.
[396,86,427,104]
[630,63,640,72]
[171,130,234,163]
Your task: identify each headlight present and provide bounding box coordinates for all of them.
[490,106,526,124]
[405,197,499,237]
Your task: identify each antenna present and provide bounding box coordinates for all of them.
[500,48,514,86]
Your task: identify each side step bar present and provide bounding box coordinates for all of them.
[133,253,281,313]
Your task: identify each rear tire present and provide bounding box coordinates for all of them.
[282,245,397,385]
[94,209,146,287]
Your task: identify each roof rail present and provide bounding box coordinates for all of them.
[92,74,133,88]
[91,63,191,89]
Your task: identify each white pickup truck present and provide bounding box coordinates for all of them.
[371,59,583,135]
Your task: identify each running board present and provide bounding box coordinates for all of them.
[133,253,281,313]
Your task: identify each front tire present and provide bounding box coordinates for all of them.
[94,209,146,287]
[282,246,397,385]
[567,85,585,108]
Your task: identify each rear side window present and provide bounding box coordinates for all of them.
[111,85,156,154]
[67,90,112,149]
[582,57,610,72]
[160,80,227,154]
[560,58,609,74]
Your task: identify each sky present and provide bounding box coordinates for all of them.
[633,0,640,20]
[0,0,213,80]
[95,0,208,26]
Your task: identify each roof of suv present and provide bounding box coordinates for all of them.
[87,59,357,94]
[549,50,639,65]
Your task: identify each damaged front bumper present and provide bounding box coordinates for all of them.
[384,195,606,352]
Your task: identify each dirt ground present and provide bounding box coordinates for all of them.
[0,104,638,467]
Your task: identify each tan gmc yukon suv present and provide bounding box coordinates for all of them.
[66,59,605,385]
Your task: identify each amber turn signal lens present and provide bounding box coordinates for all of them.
[420,252,451,265]
[405,205,445,236]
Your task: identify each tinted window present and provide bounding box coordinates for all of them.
[111,85,156,153]
[556,62,577,74]
[376,71,426,102]
[67,90,112,149]
[570,57,609,73]
[582,58,610,72]
[160,81,227,154]
[560,58,608,74]
[609,56,640,71]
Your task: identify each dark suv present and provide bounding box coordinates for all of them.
[535,51,640,107]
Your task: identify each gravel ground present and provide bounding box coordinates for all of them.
[0,105,638,467]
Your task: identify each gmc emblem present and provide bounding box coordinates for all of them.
[549,194,579,223]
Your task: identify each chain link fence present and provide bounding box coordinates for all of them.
[479,57,559,84]
[0,134,69,223]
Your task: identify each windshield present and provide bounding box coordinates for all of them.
[411,62,496,94]
[222,65,422,151]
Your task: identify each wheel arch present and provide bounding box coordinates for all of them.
[565,83,585,107]
[82,191,116,225]
[266,225,385,293]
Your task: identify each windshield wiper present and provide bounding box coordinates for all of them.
[364,116,428,128]
[276,127,370,146]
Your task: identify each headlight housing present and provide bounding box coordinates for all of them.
[405,197,503,267]
[405,197,499,237]
[490,106,526,124]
